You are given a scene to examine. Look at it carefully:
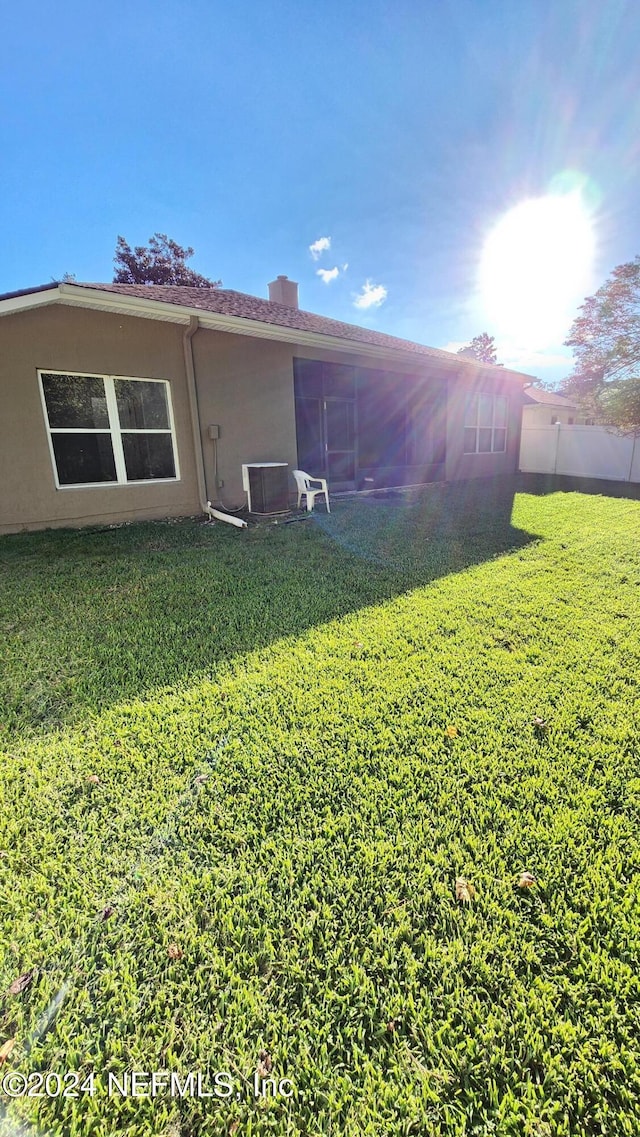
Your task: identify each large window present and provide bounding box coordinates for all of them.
[39,371,179,487]
[463,393,508,454]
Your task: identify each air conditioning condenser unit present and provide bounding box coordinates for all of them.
[241,463,289,514]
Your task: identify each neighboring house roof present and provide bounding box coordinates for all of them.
[523,386,578,407]
[0,280,534,380]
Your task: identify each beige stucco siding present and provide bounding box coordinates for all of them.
[0,305,200,533]
[191,335,465,505]
[445,372,523,482]
[192,329,298,506]
[291,348,524,487]
[1,300,528,533]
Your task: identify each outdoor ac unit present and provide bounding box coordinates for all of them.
[241,463,289,514]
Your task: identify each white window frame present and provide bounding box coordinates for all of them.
[38,370,181,489]
[463,392,508,455]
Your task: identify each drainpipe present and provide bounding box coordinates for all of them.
[182,316,247,527]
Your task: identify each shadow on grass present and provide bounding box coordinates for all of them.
[518,472,640,501]
[0,477,539,736]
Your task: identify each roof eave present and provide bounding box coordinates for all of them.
[0,284,63,314]
[523,391,578,407]
[0,283,534,381]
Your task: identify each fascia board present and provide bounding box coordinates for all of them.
[0,287,63,315]
[58,285,190,324]
[56,286,461,369]
[0,284,532,380]
[61,287,535,380]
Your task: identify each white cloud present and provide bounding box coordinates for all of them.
[309,236,331,260]
[342,262,349,272]
[317,266,340,284]
[353,280,388,309]
[439,341,467,354]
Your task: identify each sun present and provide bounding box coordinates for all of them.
[479,191,595,349]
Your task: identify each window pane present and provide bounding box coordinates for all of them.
[51,432,116,484]
[464,395,478,428]
[478,393,494,428]
[494,395,508,428]
[295,397,323,475]
[478,427,493,452]
[492,428,506,452]
[406,399,435,466]
[323,363,356,398]
[115,379,170,430]
[325,399,355,451]
[122,433,176,480]
[327,451,355,482]
[42,374,109,429]
[293,359,323,399]
[463,427,477,454]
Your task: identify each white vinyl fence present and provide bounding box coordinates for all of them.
[519,424,640,483]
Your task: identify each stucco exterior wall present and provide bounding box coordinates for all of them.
[445,371,524,482]
[192,329,299,507]
[1,300,528,533]
[284,349,525,489]
[0,305,200,533]
[192,335,459,506]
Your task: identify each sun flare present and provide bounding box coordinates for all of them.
[479,191,594,350]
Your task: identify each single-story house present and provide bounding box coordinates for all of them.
[522,385,595,427]
[0,276,533,534]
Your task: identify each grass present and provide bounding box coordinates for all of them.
[0,479,639,1136]
[0,480,534,740]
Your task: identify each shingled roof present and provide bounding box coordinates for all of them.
[0,280,533,375]
[75,282,489,366]
[523,386,578,407]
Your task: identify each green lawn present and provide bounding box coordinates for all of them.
[0,480,639,1136]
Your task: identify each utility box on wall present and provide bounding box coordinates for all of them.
[241,463,289,513]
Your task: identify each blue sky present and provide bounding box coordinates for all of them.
[2,0,639,382]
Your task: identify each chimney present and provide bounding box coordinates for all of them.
[268,275,299,308]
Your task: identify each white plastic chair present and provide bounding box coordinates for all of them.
[292,469,331,512]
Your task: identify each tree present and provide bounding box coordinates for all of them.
[457,332,502,366]
[113,233,220,288]
[563,256,640,429]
